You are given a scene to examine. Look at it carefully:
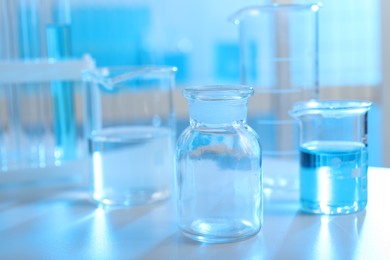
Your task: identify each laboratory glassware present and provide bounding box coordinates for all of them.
[1,0,78,162]
[230,3,320,193]
[0,55,95,171]
[83,66,177,207]
[45,0,76,161]
[176,85,262,243]
[290,100,371,214]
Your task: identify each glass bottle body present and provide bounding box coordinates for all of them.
[176,86,262,243]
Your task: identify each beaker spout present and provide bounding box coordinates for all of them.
[83,66,177,91]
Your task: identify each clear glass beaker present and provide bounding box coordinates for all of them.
[230,3,320,193]
[83,66,177,207]
[176,85,262,243]
[290,100,372,215]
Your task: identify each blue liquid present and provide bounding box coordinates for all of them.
[299,141,368,214]
[46,24,76,161]
[46,24,72,59]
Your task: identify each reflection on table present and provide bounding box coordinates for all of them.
[1,166,390,259]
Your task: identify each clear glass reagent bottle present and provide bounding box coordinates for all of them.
[176,85,262,243]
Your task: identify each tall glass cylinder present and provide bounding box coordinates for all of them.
[230,3,320,193]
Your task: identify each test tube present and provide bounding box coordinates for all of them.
[45,0,77,162]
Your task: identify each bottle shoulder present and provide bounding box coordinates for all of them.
[179,122,258,136]
[176,123,261,151]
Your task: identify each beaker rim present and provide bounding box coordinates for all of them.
[83,65,177,78]
[229,2,321,24]
[97,65,177,73]
[289,99,372,117]
[183,85,254,101]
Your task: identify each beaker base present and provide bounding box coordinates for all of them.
[300,200,367,215]
[181,218,260,244]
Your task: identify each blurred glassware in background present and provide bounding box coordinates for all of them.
[290,100,371,214]
[66,0,380,165]
[0,0,71,60]
[0,55,95,172]
[0,0,91,174]
[0,0,382,177]
[44,0,78,162]
[83,66,177,206]
[230,2,320,194]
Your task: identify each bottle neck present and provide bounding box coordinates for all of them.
[188,99,248,125]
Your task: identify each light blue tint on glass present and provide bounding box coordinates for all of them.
[67,0,381,165]
[46,23,77,161]
[18,2,42,59]
[83,66,176,207]
[176,85,262,243]
[290,100,372,215]
[230,3,320,194]
[300,141,368,215]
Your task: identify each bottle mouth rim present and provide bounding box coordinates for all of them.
[183,85,254,101]
[290,99,372,117]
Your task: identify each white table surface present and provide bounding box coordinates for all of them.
[1,166,390,260]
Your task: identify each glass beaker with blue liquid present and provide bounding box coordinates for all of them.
[83,66,177,206]
[290,100,372,215]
